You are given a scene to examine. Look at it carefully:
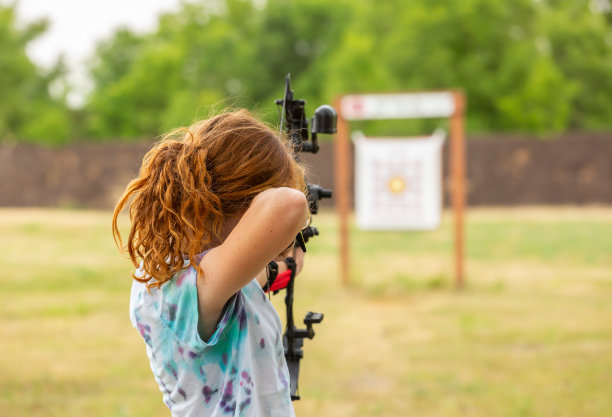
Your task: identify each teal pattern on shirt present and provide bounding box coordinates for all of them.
[130,256,295,417]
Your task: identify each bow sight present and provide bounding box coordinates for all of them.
[275,73,337,400]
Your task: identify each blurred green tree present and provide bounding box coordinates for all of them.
[84,0,353,139]
[79,0,612,139]
[541,0,612,130]
[0,4,72,144]
[324,0,580,134]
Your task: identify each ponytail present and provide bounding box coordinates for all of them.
[112,110,305,288]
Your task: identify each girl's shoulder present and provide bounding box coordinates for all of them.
[129,259,197,338]
[130,253,254,349]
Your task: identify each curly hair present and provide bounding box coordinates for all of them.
[112,109,306,289]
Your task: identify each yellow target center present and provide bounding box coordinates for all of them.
[387,176,407,194]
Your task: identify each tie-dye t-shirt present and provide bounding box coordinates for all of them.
[129,253,295,417]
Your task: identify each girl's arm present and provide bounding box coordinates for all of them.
[196,187,309,340]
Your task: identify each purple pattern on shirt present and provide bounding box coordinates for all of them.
[130,254,294,416]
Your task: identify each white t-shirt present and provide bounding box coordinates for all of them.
[129,253,295,417]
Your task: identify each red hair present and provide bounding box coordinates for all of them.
[112,109,305,289]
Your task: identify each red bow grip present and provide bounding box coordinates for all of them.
[268,270,292,292]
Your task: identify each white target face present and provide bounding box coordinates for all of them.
[354,133,444,230]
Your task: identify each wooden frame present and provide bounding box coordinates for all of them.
[334,91,466,288]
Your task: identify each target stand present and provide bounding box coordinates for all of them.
[334,91,466,288]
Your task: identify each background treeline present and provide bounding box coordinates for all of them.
[2,0,612,144]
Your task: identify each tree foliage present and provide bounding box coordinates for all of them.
[0,4,71,144]
[3,0,612,142]
[84,0,354,139]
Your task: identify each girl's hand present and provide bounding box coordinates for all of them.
[276,245,305,275]
[290,246,305,276]
[256,245,306,287]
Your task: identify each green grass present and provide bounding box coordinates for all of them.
[1,207,611,416]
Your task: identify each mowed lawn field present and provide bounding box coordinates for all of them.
[1,207,611,417]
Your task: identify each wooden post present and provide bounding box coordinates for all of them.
[334,97,351,286]
[450,92,466,288]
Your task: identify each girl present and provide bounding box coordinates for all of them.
[112,110,309,417]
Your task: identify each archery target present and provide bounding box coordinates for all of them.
[354,132,445,230]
